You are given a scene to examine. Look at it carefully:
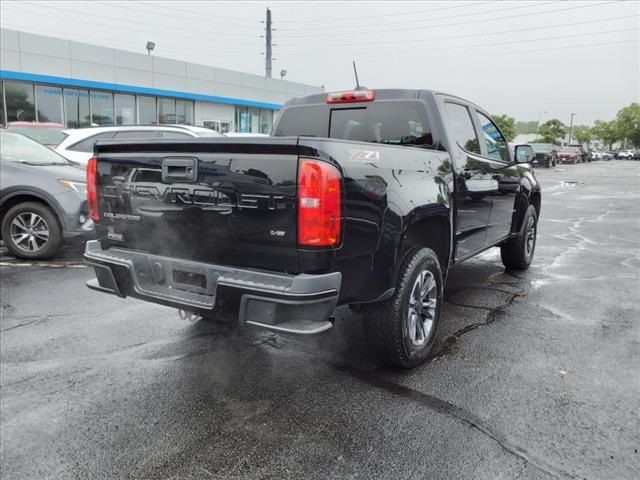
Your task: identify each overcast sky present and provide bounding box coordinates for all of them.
[1,0,638,124]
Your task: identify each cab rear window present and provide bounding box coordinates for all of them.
[275,101,432,147]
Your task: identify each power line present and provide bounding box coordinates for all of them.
[276,14,638,49]
[130,0,257,24]
[93,1,258,30]
[0,5,263,47]
[3,2,260,38]
[274,27,637,58]
[274,1,494,23]
[279,1,624,38]
[277,1,562,31]
[274,39,637,64]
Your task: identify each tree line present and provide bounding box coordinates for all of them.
[492,103,640,150]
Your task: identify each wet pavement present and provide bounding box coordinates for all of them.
[1,160,639,480]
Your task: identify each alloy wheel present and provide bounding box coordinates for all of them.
[9,212,50,253]
[406,270,438,346]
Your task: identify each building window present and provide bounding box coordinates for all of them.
[90,91,114,125]
[260,109,273,134]
[35,85,63,124]
[114,94,136,125]
[137,96,156,124]
[176,100,193,125]
[158,98,176,124]
[0,83,5,126]
[4,82,36,122]
[63,88,91,128]
[236,106,248,132]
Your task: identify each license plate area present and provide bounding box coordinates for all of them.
[173,269,207,289]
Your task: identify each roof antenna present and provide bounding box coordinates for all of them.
[353,60,366,90]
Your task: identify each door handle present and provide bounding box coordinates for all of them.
[162,157,198,183]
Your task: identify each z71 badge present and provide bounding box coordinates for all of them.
[349,149,380,163]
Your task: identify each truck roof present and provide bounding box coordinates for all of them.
[282,88,482,111]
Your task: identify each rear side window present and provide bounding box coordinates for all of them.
[68,132,115,152]
[112,130,159,139]
[159,131,193,139]
[444,103,480,154]
[274,106,329,137]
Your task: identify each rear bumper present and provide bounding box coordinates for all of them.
[84,240,341,334]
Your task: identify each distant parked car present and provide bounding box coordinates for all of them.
[557,146,583,164]
[0,130,94,259]
[568,144,588,162]
[617,149,635,160]
[6,122,67,149]
[55,124,224,165]
[529,143,557,168]
[589,149,611,161]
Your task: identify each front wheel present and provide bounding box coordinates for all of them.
[362,247,443,368]
[500,205,537,270]
[1,202,63,260]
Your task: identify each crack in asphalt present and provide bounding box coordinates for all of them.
[0,314,68,332]
[330,362,577,480]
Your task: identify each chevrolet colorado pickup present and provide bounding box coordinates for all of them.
[84,89,540,368]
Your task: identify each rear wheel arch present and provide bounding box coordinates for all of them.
[402,214,452,273]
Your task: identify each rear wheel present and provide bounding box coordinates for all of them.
[1,202,63,260]
[362,247,443,368]
[501,205,537,270]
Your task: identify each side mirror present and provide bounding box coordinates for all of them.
[515,144,534,164]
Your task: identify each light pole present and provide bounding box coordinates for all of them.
[567,113,576,146]
[280,69,287,80]
[536,110,547,137]
[146,41,155,56]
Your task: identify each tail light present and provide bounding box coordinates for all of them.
[86,156,99,222]
[327,90,375,104]
[297,159,342,247]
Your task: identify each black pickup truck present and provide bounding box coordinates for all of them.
[84,89,540,368]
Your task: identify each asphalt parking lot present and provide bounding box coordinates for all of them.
[1,160,639,480]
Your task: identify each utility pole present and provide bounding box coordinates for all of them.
[568,113,576,145]
[265,8,272,78]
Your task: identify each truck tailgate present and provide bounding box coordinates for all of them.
[94,139,301,272]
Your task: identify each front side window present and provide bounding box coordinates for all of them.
[444,102,480,154]
[35,85,63,123]
[0,131,67,165]
[90,91,114,125]
[4,82,36,122]
[477,111,508,162]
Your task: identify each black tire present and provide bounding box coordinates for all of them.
[500,205,537,270]
[362,247,443,368]
[1,202,63,260]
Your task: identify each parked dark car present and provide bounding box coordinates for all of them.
[6,122,68,149]
[84,88,540,368]
[529,143,557,168]
[0,130,94,259]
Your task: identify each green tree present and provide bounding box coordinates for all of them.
[492,114,517,142]
[591,120,620,150]
[538,119,566,144]
[573,125,592,145]
[616,103,640,147]
[516,121,539,135]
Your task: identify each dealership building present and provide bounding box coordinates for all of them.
[0,28,322,133]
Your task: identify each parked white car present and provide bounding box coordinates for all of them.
[590,149,611,160]
[617,149,635,160]
[55,125,223,165]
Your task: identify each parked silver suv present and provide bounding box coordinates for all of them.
[0,130,94,259]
